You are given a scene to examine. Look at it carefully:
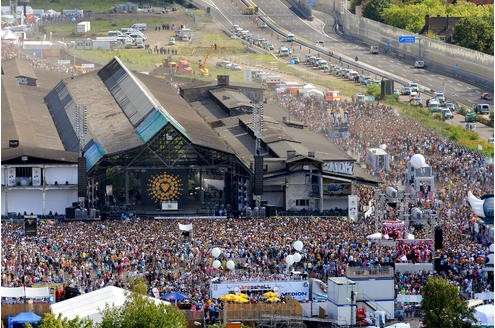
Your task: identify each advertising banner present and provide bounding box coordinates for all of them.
[210,280,310,301]
[348,195,358,218]
[32,167,41,186]
[7,167,16,186]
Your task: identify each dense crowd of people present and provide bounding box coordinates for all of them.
[273,91,493,298]
[1,43,493,318]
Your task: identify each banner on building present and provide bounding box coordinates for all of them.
[7,167,16,186]
[210,280,310,301]
[348,195,358,219]
[32,167,41,186]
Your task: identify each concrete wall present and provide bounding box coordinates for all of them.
[329,0,493,89]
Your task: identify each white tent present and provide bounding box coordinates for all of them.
[301,88,324,98]
[50,286,170,323]
[367,232,383,240]
[473,304,495,327]
[1,29,18,41]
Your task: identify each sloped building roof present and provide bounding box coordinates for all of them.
[44,57,232,170]
[1,65,78,163]
[1,57,37,79]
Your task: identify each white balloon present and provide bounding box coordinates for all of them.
[212,260,221,269]
[293,252,302,263]
[410,154,426,169]
[286,255,294,266]
[293,240,303,251]
[212,247,221,258]
[226,260,235,271]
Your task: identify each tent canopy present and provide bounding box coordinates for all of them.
[10,312,41,324]
[473,304,495,326]
[50,286,170,324]
[161,291,188,301]
[367,232,383,240]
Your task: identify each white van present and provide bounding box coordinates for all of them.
[131,23,147,31]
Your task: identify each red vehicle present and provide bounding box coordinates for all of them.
[480,92,492,100]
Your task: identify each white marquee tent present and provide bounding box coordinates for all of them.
[473,304,495,327]
[50,286,170,323]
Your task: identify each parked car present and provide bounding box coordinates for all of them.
[474,103,490,114]
[409,82,419,92]
[434,91,445,103]
[444,102,458,112]
[290,55,300,64]
[401,87,412,96]
[168,37,176,45]
[216,60,231,68]
[441,108,454,120]
[465,111,477,122]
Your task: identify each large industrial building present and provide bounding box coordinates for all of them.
[1,56,377,218]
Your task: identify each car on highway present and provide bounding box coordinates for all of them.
[465,111,477,122]
[370,45,379,54]
[473,103,490,115]
[414,60,425,68]
[480,92,492,100]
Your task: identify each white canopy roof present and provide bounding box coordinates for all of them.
[367,232,382,240]
[473,304,495,326]
[50,286,170,323]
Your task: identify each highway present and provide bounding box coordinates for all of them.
[196,0,493,141]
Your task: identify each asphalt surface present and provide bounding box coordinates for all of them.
[195,0,493,142]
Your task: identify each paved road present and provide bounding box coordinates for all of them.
[199,0,493,141]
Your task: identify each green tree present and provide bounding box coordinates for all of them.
[422,277,475,328]
[100,277,187,328]
[453,15,494,54]
[363,0,391,22]
[366,84,381,99]
[24,313,93,328]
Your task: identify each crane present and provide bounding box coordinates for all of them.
[199,44,215,76]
